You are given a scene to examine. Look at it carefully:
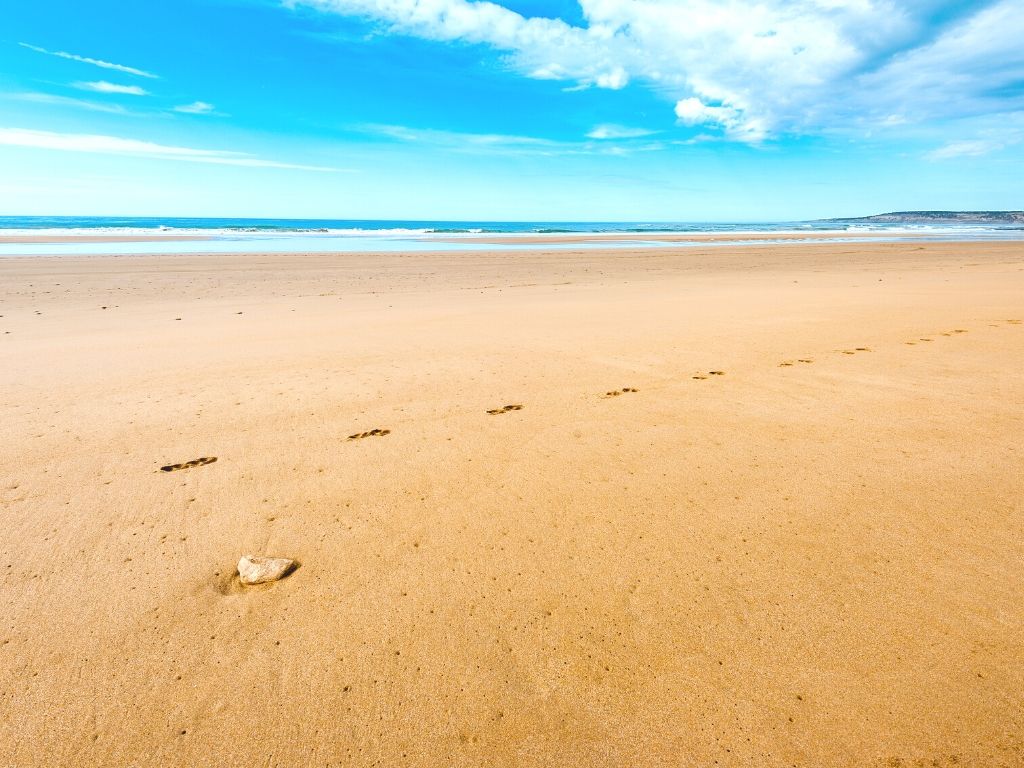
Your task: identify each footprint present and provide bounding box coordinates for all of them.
[160,457,217,473]
[604,387,638,397]
[708,371,725,376]
[348,428,390,440]
[855,347,871,352]
[779,361,794,367]
[919,338,932,342]
[486,404,523,415]
[798,359,814,364]
[840,350,856,355]
[1008,319,1021,325]
[953,329,968,333]
[692,375,708,380]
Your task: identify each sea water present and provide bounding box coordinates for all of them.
[0,216,1021,256]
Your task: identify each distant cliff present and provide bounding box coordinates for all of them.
[823,211,1024,224]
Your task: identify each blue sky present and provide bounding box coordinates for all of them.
[0,0,1021,220]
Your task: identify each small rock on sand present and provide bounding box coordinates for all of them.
[237,555,295,585]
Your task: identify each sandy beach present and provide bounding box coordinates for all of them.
[1,240,1022,767]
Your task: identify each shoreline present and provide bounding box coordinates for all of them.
[2,232,1022,259]
[0,237,1014,266]
[0,227,1016,247]
[426,229,971,244]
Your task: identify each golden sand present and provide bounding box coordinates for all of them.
[1,241,1022,766]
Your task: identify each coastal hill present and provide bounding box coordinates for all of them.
[824,210,1024,224]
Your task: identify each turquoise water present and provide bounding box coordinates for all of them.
[1,216,1021,256]
[0,215,885,234]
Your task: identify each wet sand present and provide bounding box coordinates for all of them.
[430,230,943,245]
[1,241,1022,767]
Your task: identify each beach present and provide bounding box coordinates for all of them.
[1,239,1022,766]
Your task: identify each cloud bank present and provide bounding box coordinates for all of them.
[294,0,1024,143]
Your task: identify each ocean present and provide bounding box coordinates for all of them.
[1,215,1021,257]
[5,215,1024,235]
[0,214,885,236]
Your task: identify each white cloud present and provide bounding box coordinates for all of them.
[0,127,340,171]
[359,123,666,156]
[360,120,671,154]
[926,139,1004,160]
[296,0,637,92]
[925,121,1023,160]
[880,114,908,127]
[74,81,149,96]
[595,68,628,90]
[674,98,767,142]
[19,43,158,79]
[4,91,133,115]
[586,124,656,140]
[173,101,216,114]
[295,0,1024,142]
[675,98,726,126]
[362,123,569,151]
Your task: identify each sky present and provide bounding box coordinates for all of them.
[0,0,1021,221]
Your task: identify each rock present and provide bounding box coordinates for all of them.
[237,555,295,585]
